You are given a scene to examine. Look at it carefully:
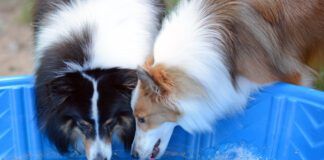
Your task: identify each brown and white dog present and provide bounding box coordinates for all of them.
[130,0,324,159]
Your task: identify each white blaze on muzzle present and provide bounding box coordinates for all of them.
[132,122,177,159]
[83,73,112,160]
[88,139,112,160]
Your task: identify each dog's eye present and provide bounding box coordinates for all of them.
[104,119,117,131]
[104,124,110,131]
[138,117,145,123]
[77,121,92,134]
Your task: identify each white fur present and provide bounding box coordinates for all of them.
[154,0,260,132]
[35,0,162,70]
[82,73,112,160]
[81,73,99,128]
[132,122,176,159]
[88,140,112,160]
[131,84,140,110]
[132,0,261,159]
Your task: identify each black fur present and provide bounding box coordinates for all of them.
[35,26,93,153]
[34,4,137,154]
[36,68,137,154]
[33,0,165,157]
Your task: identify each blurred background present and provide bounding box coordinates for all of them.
[0,0,322,90]
[0,0,33,75]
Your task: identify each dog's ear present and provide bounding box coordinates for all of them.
[49,76,75,93]
[117,111,136,150]
[137,66,161,95]
[47,74,76,104]
[121,70,138,91]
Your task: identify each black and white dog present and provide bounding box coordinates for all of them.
[34,0,164,159]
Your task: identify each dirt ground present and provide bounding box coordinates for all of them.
[0,0,33,76]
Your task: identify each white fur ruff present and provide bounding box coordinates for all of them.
[35,0,162,71]
[153,0,260,133]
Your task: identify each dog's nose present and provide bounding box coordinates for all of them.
[93,154,107,160]
[131,150,139,159]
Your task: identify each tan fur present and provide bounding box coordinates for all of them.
[111,116,133,132]
[148,64,175,95]
[83,133,111,158]
[134,64,208,130]
[199,0,323,85]
[144,54,155,69]
[70,121,93,158]
[232,0,324,85]
[60,120,73,135]
[84,139,93,158]
[305,43,324,72]
[134,81,180,131]
[148,65,205,96]
[104,119,114,126]
[70,120,112,158]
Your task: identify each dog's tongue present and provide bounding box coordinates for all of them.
[151,144,160,158]
[150,139,161,160]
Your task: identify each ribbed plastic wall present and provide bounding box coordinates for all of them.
[0,76,323,160]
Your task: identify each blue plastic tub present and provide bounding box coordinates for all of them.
[0,76,323,160]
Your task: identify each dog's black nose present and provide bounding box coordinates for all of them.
[131,150,139,159]
[93,154,107,160]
